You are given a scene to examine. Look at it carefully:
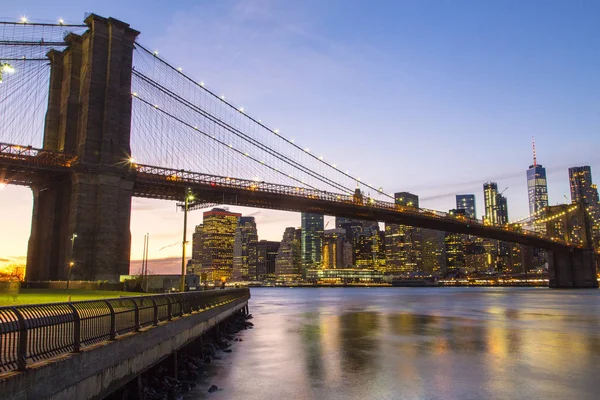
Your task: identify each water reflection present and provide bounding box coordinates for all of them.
[192,288,600,400]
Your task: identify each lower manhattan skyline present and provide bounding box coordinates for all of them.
[0,0,599,274]
[2,3,600,399]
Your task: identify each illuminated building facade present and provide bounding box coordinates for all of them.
[421,228,446,275]
[193,208,241,282]
[322,228,353,269]
[232,216,258,280]
[301,213,324,276]
[250,240,280,282]
[305,268,384,284]
[527,138,549,218]
[385,192,422,274]
[275,227,302,281]
[527,166,549,216]
[456,194,477,219]
[445,209,466,271]
[483,182,509,225]
[355,226,384,269]
[569,166,600,248]
[543,204,587,246]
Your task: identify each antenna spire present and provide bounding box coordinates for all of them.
[532,136,537,167]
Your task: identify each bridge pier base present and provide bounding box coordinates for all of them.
[548,248,598,288]
[25,15,139,283]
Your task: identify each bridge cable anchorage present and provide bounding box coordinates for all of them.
[131,70,354,196]
[132,42,393,201]
[132,94,323,192]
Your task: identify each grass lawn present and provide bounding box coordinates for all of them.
[0,289,147,306]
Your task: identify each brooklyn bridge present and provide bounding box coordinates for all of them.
[0,15,597,288]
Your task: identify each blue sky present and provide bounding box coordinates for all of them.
[1,0,599,272]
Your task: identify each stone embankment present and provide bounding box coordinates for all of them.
[107,311,254,399]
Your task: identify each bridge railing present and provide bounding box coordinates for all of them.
[0,288,249,373]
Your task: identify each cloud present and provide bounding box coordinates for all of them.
[130,256,181,275]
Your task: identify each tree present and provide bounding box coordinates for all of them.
[0,263,25,282]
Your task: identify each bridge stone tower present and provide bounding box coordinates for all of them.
[26,15,139,282]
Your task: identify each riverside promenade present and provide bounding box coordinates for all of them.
[0,288,250,399]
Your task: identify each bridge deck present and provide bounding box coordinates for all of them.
[0,142,581,251]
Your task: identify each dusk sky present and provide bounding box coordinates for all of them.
[1,0,599,274]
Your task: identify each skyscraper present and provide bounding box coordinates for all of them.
[232,216,258,281]
[568,166,600,248]
[250,240,280,282]
[483,182,508,225]
[526,139,549,216]
[421,228,446,275]
[301,213,324,276]
[385,192,422,274]
[322,228,353,269]
[275,227,302,282]
[192,208,241,282]
[456,194,477,219]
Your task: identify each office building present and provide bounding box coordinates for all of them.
[275,227,302,282]
[421,228,446,275]
[191,208,241,282]
[301,213,324,277]
[569,166,600,248]
[483,182,509,225]
[385,192,422,274]
[456,194,477,219]
[322,228,353,269]
[250,240,280,282]
[232,216,258,281]
[526,139,549,217]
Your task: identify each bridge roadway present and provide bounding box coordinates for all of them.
[0,142,579,251]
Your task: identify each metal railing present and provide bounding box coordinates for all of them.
[0,288,249,373]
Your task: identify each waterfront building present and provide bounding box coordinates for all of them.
[189,224,205,276]
[569,166,600,248]
[385,192,422,274]
[232,216,258,281]
[322,228,353,269]
[192,208,241,282]
[421,228,446,275]
[355,225,384,269]
[305,268,384,284]
[445,210,465,272]
[250,240,280,282]
[456,194,477,219]
[301,213,324,277]
[464,238,487,272]
[275,227,302,281]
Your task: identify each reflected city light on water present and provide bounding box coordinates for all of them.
[188,288,600,400]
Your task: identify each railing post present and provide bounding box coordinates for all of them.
[150,297,158,326]
[131,299,140,332]
[66,303,81,352]
[12,307,27,371]
[104,300,116,340]
[166,296,172,321]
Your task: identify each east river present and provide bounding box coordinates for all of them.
[189,287,600,400]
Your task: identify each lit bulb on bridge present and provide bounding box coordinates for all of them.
[20,16,28,23]
[58,18,65,25]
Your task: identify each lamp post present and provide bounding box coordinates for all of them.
[181,189,194,292]
[0,62,15,84]
[67,233,77,289]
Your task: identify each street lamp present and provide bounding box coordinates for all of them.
[67,233,77,289]
[181,189,194,292]
[0,62,16,84]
